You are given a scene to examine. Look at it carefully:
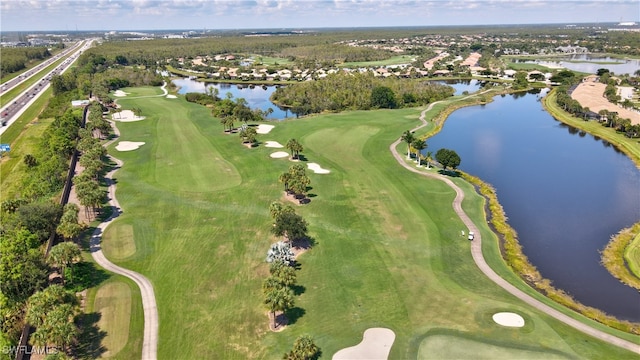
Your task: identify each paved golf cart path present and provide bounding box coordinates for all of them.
[389,100,640,355]
[88,87,170,360]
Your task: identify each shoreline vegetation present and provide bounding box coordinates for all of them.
[601,222,640,291]
[421,86,640,334]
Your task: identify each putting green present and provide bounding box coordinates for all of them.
[94,281,132,358]
[417,333,573,360]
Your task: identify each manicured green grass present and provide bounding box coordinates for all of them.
[625,232,640,279]
[104,90,639,359]
[252,55,293,66]
[84,275,143,360]
[93,281,132,357]
[342,55,416,67]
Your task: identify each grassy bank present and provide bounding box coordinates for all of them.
[601,222,640,290]
[543,89,640,168]
[101,88,638,358]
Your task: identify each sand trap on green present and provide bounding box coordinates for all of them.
[333,328,395,360]
[94,281,131,358]
[115,141,145,152]
[113,90,129,97]
[102,223,136,260]
[307,162,330,174]
[166,94,177,99]
[270,151,289,158]
[493,312,525,327]
[256,124,275,134]
[418,333,571,360]
[264,141,284,148]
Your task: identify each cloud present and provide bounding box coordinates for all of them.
[1,0,638,31]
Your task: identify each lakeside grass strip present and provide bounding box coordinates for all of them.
[462,171,639,335]
[601,222,640,290]
[543,89,640,169]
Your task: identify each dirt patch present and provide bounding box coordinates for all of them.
[267,311,288,332]
[571,81,640,125]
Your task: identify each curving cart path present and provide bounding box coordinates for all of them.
[89,113,159,359]
[389,101,640,354]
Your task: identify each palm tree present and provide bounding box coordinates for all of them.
[264,286,295,328]
[270,260,297,287]
[269,202,284,220]
[411,138,427,166]
[401,130,415,159]
[48,242,81,285]
[284,335,321,360]
[279,172,292,192]
[425,151,433,169]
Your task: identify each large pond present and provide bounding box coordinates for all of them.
[425,91,640,321]
[172,78,292,120]
[518,55,640,75]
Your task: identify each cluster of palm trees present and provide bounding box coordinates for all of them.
[279,164,311,201]
[75,127,107,220]
[86,103,110,139]
[239,125,258,145]
[55,204,84,247]
[262,202,309,329]
[401,130,433,168]
[263,260,297,329]
[25,284,80,354]
[285,138,303,160]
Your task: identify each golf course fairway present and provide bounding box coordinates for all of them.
[98,86,639,359]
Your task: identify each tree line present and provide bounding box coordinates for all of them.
[1,73,113,354]
[1,47,52,76]
[270,72,455,116]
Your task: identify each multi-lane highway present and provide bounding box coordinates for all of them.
[0,39,94,136]
[0,41,83,96]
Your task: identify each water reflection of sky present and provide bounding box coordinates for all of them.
[431,79,482,95]
[523,56,640,75]
[172,78,291,120]
[425,92,640,321]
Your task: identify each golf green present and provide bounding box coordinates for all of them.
[102,88,638,359]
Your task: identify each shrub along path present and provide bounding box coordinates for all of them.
[390,100,640,355]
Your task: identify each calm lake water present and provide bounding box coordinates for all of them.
[520,55,640,75]
[431,79,482,95]
[172,78,292,119]
[425,91,640,321]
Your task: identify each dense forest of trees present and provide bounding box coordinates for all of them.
[1,47,52,75]
[270,72,454,115]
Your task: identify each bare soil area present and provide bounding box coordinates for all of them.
[571,81,640,125]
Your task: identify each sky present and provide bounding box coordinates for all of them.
[1,0,639,32]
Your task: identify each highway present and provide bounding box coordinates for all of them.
[0,39,94,137]
[0,41,83,96]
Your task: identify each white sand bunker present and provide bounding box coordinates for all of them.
[307,163,330,174]
[492,312,525,328]
[112,110,145,122]
[113,90,129,97]
[270,151,289,158]
[256,124,275,134]
[264,141,284,148]
[115,141,145,152]
[333,328,395,360]
[166,94,177,99]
